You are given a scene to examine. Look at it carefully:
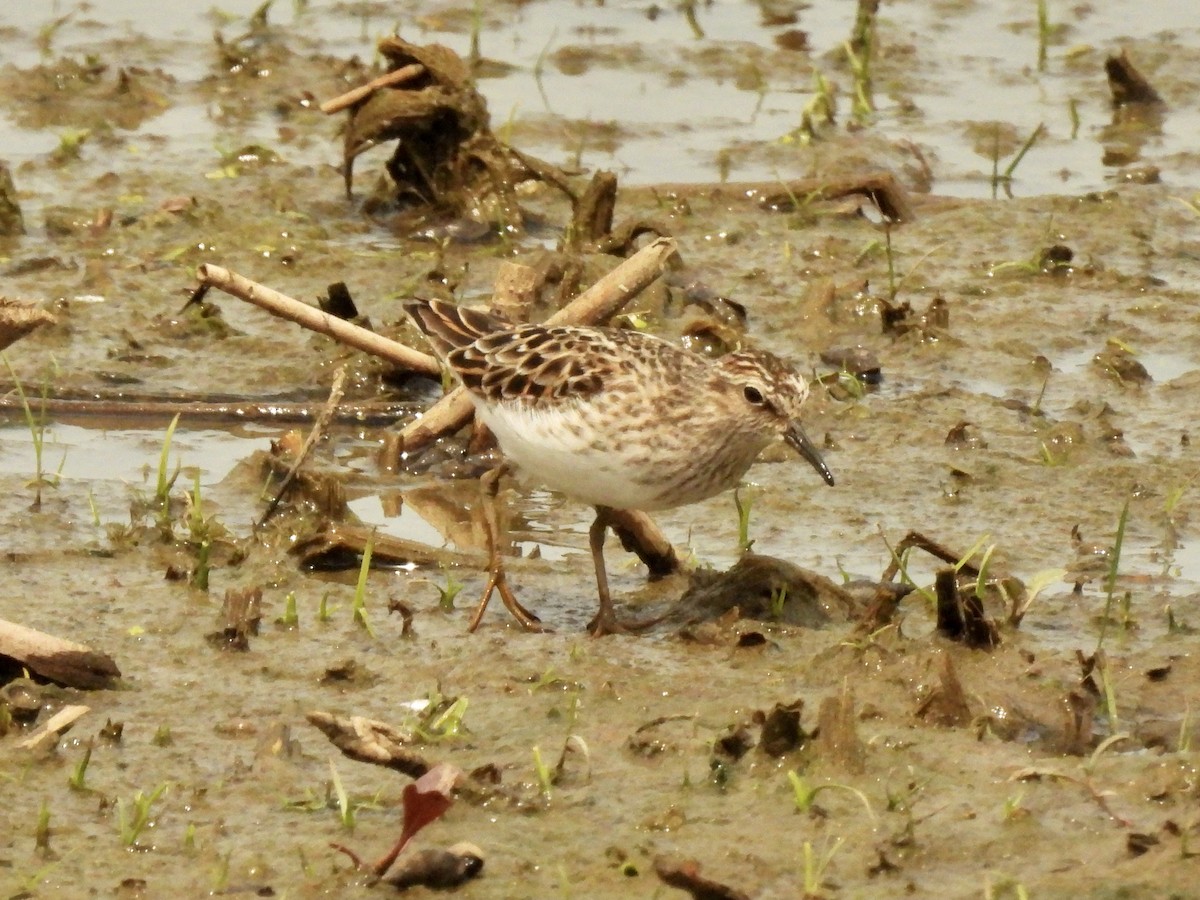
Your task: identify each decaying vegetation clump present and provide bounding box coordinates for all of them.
[331,35,575,233]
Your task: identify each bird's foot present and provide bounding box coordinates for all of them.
[468,570,547,633]
[586,607,667,637]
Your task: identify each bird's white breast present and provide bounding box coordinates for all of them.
[474,398,673,510]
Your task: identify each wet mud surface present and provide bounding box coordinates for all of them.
[3,2,1200,898]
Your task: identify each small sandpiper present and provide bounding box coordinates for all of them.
[405,298,834,634]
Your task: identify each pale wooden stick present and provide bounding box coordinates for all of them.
[397,236,680,455]
[397,388,474,459]
[195,264,441,377]
[319,63,426,115]
[544,236,679,326]
[16,705,90,751]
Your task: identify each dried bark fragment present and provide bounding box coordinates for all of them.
[0,618,120,689]
[335,36,571,229]
[0,298,55,351]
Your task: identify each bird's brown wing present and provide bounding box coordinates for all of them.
[403,298,510,359]
[452,325,606,403]
[405,297,688,405]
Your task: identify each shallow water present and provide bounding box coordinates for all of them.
[4,0,1199,196]
[3,2,1200,898]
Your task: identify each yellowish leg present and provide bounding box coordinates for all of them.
[469,465,543,632]
[587,507,667,636]
[586,508,619,636]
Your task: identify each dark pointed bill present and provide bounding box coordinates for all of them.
[785,422,835,486]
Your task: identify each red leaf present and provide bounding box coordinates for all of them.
[372,763,461,877]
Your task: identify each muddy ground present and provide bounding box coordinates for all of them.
[3,2,1200,899]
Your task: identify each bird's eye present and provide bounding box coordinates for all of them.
[743,385,765,405]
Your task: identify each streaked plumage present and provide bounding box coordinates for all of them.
[405,297,834,633]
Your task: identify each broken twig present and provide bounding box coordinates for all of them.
[397,235,680,456]
[193,265,440,377]
[258,366,348,529]
[320,63,426,115]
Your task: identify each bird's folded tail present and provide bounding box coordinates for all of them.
[403,298,509,358]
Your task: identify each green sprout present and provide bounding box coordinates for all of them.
[418,696,470,740]
[1096,655,1121,734]
[837,369,867,400]
[1030,373,1050,417]
[793,69,835,142]
[68,741,92,791]
[352,530,376,637]
[35,800,51,853]
[528,667,566,693]
[835,557,852,585]
[276,591,299,628]
[1008,567,1067,626]
[801,836,845,898]
[155,414,182,533]
[3,354,65,508]
[1002,790,1026,822]
[117,782,169,847]
[328,758,355,830]
[680,0,704,39]
[973,543,997,600]
[991,122,1045,198]
[436,564,464,611]
[787,771,876,821]
[844,41,872,120]
[1164,473,1197,519]
[985,874,1030,900]
[51,128,91,165]
[769,584,789,619]
[878,530,936,606]
[734,485,757,552]
[210,851,233,893]
[846,0,876,118]
[297,845,314,878]
[1038,439,1068,466]
[1097,497,1130,651]
[532,745,553,800]
[187,471,211,590]
[1067,97,1080,138]
[532,25,557,96]
[877,224,896,301]
[36,10,74,57]
[1166,604,1187,634]
[87,485,100,527]
[468,0,483,64]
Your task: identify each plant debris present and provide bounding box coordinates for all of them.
[0,299,56,352]
[653,855,750,900]
[1105,50,1163,106]
[332,35,572,230]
